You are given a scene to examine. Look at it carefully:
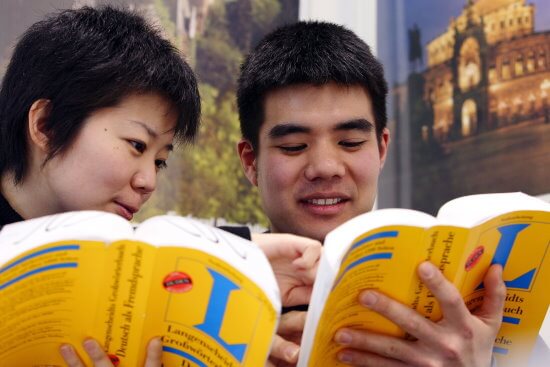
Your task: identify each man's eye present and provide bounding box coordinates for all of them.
[278,144,307,152]
[155,159,168,170]
[129,140,146,153]
[339,140,366,149]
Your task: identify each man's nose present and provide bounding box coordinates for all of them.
[304,145,345,181]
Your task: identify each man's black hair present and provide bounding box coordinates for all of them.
[0,6,200,183]
[237,21,388,149]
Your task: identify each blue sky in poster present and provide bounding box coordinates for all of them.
[405,0,550,46]
[381,0,550,85]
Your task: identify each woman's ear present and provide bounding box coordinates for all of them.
[28,99,52,152]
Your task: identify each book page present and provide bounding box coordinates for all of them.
[438,193,550,366]
[436,192,550,226]
[298,209,436,367]
[88,239,157,366]
[458,210,550,367]
[134,216,280,367]
[0,211,133,366]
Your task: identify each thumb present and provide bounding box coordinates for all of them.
[475,264,506,326]
[269,334,300,363]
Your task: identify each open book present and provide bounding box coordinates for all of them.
[297,192,550,367]
[0,211,281,366]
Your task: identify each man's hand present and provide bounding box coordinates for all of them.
[60,337,162,367]
[333,262,505,367]
[252,233,321,306]
[266,311,307,367]
[251,233,320,367]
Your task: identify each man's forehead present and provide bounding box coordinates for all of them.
[262,83,373,120]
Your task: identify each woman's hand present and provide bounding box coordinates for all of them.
[60,337,163,367]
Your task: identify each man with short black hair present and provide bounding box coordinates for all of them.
[237,21,506,367]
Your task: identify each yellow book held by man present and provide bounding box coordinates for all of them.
[0,211,280,367]
[297,192,550,367]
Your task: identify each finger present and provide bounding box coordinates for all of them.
[144,337,163,367]
[253,233,320,263]
[285,285,313,306]
[251,233,281,259]
[266,357,295,367]
[336,348,410,367]
[278,311,307,335]
[269,333,300,363]
[292,252,320,285]
[59,344,84,367]
[292,240,321,269]
[417,262,470,324]
[252,233,297,259]
[82,339,114,367]
[334,329,419,366]
[475,264,505,326]
[357,290,440,344]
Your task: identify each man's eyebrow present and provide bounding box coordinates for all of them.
[268,123,311,138]
[334,119,375,132]
[128,120,174,151]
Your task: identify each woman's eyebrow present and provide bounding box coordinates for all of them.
[127,120,174,151]
[128,119,159,138]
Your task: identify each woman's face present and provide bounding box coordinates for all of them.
[42,93,177,220]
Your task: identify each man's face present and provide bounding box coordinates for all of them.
[239,82,390,242]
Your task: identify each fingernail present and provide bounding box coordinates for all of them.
[59,344,75,359]
[335,330,352,345]
[83,339,99,354]
[419,262,434,279]
[285,345,300,361]
[338,351,353,363]
[359,291,378,307]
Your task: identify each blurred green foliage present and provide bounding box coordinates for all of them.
[137,0,297,226]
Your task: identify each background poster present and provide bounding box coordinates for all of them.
[377,0,550,215]
[2,0,549,224]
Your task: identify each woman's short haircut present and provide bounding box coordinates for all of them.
[0,6,201,183]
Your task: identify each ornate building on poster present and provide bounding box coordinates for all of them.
[423,0,549,143]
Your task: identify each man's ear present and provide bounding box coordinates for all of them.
[237,139,258,186]
[28,99,52,152]
[378,127,391,170]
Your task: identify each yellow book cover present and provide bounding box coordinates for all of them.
[0,211,281,367]
[297,192,550,367]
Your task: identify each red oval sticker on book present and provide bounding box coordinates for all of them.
[465,246,484,271]
[163,271,193,293]
[108,354,120,366]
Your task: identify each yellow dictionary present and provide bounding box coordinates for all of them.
[0,211,280,367]
[297,192,550,367]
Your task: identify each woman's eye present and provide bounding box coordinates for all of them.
[155,159,168,170]
[278,144,307,153]
[129,140,146,153]
[339,140,366,149]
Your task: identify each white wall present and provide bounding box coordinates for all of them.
[299,0,377,55]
